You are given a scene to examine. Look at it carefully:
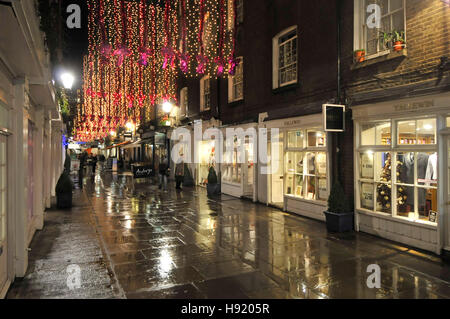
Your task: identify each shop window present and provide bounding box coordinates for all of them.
[228,57,244,102]
[272,26,298,89]
[222,136,253,185]
[359,151,392,213]
[354,0,406,59]
[361,122,391,145]
[398,119,436,145]
[307,130,326,147]
[285,151,327,201]
[200,76,211,111]
[396,152,438,221]
[287,130,304,148]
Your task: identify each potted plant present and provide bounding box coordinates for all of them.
[380,31,392,49]
[354,49,366,62]
[206,166,220,197]
[323,181,354,232]
[55,171,74,209]
[391,30,405,51]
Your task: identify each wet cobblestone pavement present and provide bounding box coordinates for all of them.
[8,172,450,299]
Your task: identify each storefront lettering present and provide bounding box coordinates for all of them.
[394,101,433,112]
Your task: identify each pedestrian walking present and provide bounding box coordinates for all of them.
[158,156,169,191]
[175,160,185,190]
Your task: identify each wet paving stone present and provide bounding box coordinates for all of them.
[7,172,450,299]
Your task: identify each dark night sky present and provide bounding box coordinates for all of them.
[61,0,89,90]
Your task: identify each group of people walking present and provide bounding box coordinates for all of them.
[158,155,185,191]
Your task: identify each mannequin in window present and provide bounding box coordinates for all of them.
[425,152,437,184]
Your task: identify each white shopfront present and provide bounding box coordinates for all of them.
[193,118,222,187]
[221,122,257,201]
[352,93,450,255]
[258,113,331,221]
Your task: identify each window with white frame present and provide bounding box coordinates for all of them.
[357,118,438,224]
[228,57,243,102]
[284,129,328,201]
[227,0,243,31]
[200,76,211,111]
[354,0,406,58]
[273,26,298,89]
[180,87,188,117]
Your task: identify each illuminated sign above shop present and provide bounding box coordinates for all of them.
[323,104,345,132]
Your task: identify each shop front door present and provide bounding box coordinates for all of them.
[270,138,284,206]
[0,135,8,296]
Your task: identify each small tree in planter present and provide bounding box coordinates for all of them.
[55,171,73,209]
[206,166,220,197]
[323,181,354,232]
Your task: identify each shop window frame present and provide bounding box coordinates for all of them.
[356,117,439,226]
[284,128,329,203]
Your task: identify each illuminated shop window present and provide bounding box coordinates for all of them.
[285,129,327,201]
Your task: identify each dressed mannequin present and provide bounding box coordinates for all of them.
[425,152,437,183]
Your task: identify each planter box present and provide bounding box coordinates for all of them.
[206,183,221,197]
[323,211,354,233]
[57,192,73,209]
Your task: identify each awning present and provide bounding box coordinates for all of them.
[106,141,131,150]
[121,139,142,150]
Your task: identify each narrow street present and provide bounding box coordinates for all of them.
[7,172,450,299]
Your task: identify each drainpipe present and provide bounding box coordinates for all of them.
[331,0,343,186]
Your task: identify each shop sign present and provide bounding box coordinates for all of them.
[323,104,345,132]
[361,183,374,209]
[429,211,438,223]
[393,101,433,112]
[133,165,153,178]
[361,153,374,179]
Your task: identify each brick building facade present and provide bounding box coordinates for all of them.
[173,0,450,255]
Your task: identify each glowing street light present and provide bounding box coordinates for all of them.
[125,122,135,131]
[109,130,116,137]
[61,72,75,89]
[162,100,173,113]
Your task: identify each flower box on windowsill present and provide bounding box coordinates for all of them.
[351,48,407,70]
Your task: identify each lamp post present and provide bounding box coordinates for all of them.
[60,72,75,89]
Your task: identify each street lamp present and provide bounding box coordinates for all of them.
[162,100,173,113]
[61,72,75,89]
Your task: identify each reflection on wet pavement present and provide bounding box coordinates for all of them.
[82,172,450,299]
[9,172,450,299]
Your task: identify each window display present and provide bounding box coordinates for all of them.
[197,141,216,186]
[284,128,327,201]
[357,117,438,224]
[398,119,436,145]
[361,122,391,146]
[222,137,253,185]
